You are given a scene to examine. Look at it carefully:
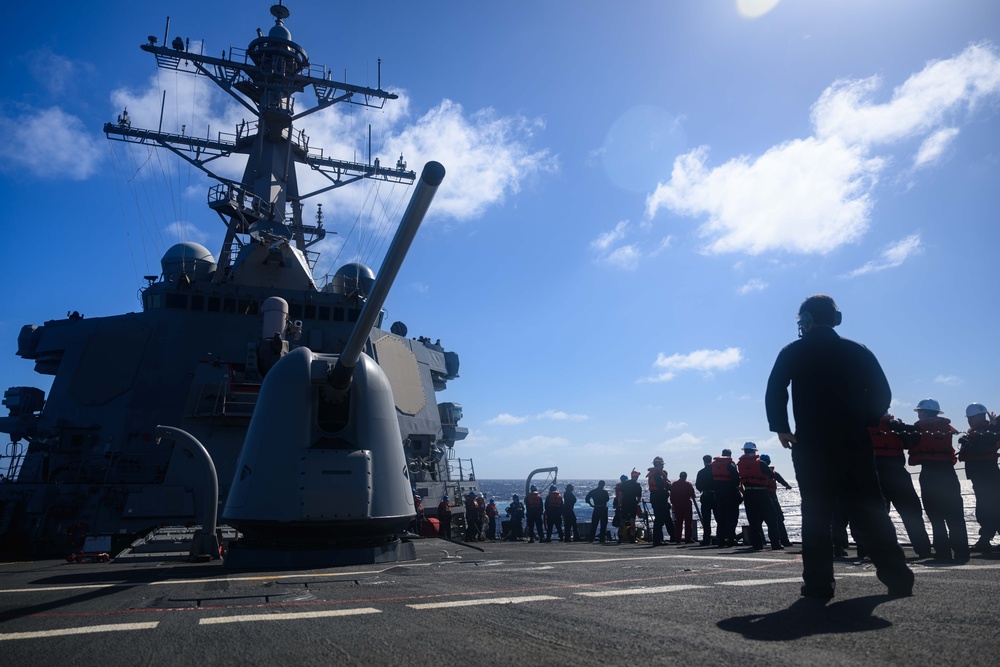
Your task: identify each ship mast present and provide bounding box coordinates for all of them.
[104,2,416,280]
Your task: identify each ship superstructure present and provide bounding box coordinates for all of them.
[0,2,475,557]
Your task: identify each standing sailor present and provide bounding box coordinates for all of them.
[506,494,525,541]
[617,471,643,544]
[646,457,673,546]
[586,481,610,543]
[486,498,500,540]
[711,449,741,547]
[759,454,793,547]
[525,485,544,543]
[737,442,783,550]
[906,398,969,562]
[438,496,453,539]
[544,484,564,542]
[765,294,913,598]
[957,403,1000,553]
[563,484,581,542]
[869,413,932,557]
[670,472,697,543]
[695,455,717,545]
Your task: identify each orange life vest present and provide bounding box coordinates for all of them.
[764,467,778,493]
[958,427,1000,462]
[711,457,736,483]
[525,491,543,510]
[546,491,563,511]
[869,414,906,458]
[438,501,452,518]
[908,417,957,465]
[646,467,669,492]
[737,454,770,487]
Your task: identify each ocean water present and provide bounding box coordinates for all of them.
[477,475,982,545]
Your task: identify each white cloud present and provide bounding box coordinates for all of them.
[487,410,587,425]
[641,347,743,383]
[536,409,588,422]
[660,432,704,449]
[0,106,103,180]
[914,127,960,168]
[590,221,671,269]
[499,435,571,457]
[843,233,922,278]
[665,421,688,430]
[645,42,1000,256]
[737,278,768,295]
[487,413,529,426]
[387,100,555,221]
[934,374,962,386]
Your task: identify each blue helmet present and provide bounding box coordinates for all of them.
[442,495,449,501]
[760,454,771,463]
[620,475,627,482]
[512,494,520,500]
[489,498,495,503]
[549,484,557,491]
[530,484,537,491]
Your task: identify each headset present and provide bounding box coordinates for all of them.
[797,303,842,337]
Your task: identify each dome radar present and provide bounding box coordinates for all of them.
[161,242,217,283]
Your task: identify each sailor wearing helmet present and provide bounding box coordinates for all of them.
[957,403,1000,553]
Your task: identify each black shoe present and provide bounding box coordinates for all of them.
[771,545,785,551]
[954,550,970,563]
[886,583,913,597]
[972,540,993,554]
[800,584,835,600]
[833,546,848,558]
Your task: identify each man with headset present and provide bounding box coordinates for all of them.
[765,294,914,599]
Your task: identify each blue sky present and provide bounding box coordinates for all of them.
[2,0,998,479]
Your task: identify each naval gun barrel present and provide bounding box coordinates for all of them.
[328,161,446,391]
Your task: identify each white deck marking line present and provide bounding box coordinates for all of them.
[717,577,804,586]
[577,584,707,597]
[0,584,121,594]
[543,554,788,566]
[408,595,561,610]
[199,608,381,625]
[0,621,159,641]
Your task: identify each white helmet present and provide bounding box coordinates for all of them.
[966,403,989,418]
[914,398,942,414]
[742,441,757,451]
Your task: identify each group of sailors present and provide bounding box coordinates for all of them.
[413,398,999,555]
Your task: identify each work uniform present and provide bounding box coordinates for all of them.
[563,489,580,542]
[711,456,741,546]
[617,478,642,543]
[545,489,564,542]
[766,326,913,597]
[695,463,716,545]
[763,465,793,547]
[958,422,1000,549]
[646,466,673,545]
[869,414,932,556]
[906,416,968,561]
[486,501,500,540]
[669,478,697,543]
[438,499,453,539]
[525,490,544,542]
[738,453,783,550]
[506,499,525,540]
[464,494,481,541]
[585,486,610,543]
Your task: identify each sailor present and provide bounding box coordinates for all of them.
[438,495,453,539]
[506,494,525,541]
[562,484,581,542]
[737,442,783,550]
[695,455,717,545]
[646,456,673,546]
[544,484,564,542]
[524,485,544,543]
[710,449,741,547]
[669,472,697,543]
[868,413,932,557]
[765,294,913,598]
[904,399,969,562]
[585,480,610,543]
[617,471,643,544]
[464,491,482,542]
[412,488,424,535]
[957,403,1000,553]
[486,498,500,540]
[759,454,793,547]
[475,493,487,540]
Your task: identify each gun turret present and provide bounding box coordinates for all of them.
[328,161,446,393]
